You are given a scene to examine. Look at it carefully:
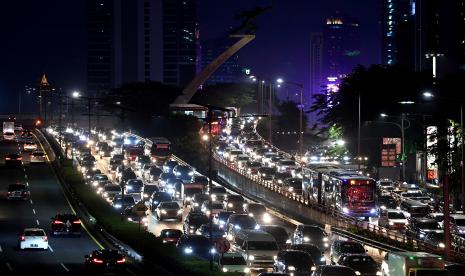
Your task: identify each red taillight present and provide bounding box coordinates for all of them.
[93,258,104,263]
[43,236,48,242]
[5,157,11,160]
[116,258,126,264]
[17,157,22,160]
[53,220,64,224]
[20,235,25,241]
[73,220,81,224]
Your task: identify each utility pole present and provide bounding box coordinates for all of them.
[268,84,272,143]
[461,103,465,213]
[207,108,213,271]
[358,92,361,170]
[120,160,125,222]
[88,97,92,142]
[444,174,451,260]
[401,113,406,181]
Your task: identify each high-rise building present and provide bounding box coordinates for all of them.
[86,0,198,96]
[309,33,323,96]
[322,13,361,82]
[381,0,465,76]
[201,39,242,85]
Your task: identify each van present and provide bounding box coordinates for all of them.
[399,199,430,218]
[231,229,279,269]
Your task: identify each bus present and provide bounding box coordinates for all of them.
[149,137,171,166]
[302,166,377,218]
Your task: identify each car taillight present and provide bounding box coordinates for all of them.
[116,258,126,264]
[93,258,104,263]
[43,236,48,242]
[17,157,22,160]
[73,220,81,224]
[53,220,64,224]
[5,157,11,160]
[20,235,25,241]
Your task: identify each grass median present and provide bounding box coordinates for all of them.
[59,159,231,276]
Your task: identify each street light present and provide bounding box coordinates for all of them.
[380,113,388,118]
[423,91,434,98]
[399,101,415,105]
[72,91,80,98]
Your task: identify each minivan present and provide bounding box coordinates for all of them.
[232,229,279,269]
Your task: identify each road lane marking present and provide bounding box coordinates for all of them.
[36,219,40,226]
[5,262,12,272]
[48,245,54,252]
[34,134,105,250]
[60,263,69,272]
[0,245,3,252]
[32,209,36,215]
[24,174,28,180]
[30,199,33,204]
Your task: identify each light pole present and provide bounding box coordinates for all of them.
[358,92,361,170]
[423,91,465,213]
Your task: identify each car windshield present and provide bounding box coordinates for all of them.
[161,230,182,238]
[418,221,441,230]
[218,212,232,221]
[95,175,108,180]
[25,230,45,236]
[455,219,465,226]
[322,267,356,276]
[380,181,392,186]
[160,202,179,209]
[123,197,135,204]
[9,184,26,191]
[247,241,278,250]
[155,193,172,201]
[388,212,406,219]
[292,245,321,257]
[105,186,121,192]
[414,271,446,276]
[281,160,295,166]
[211,187,226,194]
[234,216,256,228]
[248,204,266,214]
[302,227,324,237]
[340,242,365,253]
[128,180,143,186]
[186,236,209,247]
[263,227,288,238]
[211,203,223,209]
[343,256,377,267]
[33,152,44,156]
[285,252,313,267]
[228,195,243,202]
[222,255,246,265]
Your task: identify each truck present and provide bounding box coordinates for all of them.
[381,251,447,276]
[148,137,171,166]
[3,121,15,141]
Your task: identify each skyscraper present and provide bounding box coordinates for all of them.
[309,33,323,96]
[381,0,411,65]
[201,39,242,85]
[87,0,198,96]
[322,13,361,82]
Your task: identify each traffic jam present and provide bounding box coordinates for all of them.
[46,122,465,276]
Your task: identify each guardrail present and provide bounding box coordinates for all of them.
[214,153,465,262]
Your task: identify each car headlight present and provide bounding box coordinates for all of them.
[342,207,349,214]
[419,233,425,238]
[244,267,250,273]
[303,236,310,242]
[380,205,386,210]
[185,196,191,201]
[114,204,122,209]
[188,172,194,176]
[177,210,183,214]
[126,185,132,190]
[355,271,361,276]
[323,237,328,242]
[254,224,260,230]
[127,217,133,222]
[389,221,394,226]
[377,272,382,276]
[103,192,108,197]
[175,172,181,176]
[234,225,241,230]
[184,247,193,254]
[320,256,326,263]
[288,187,294,192]
[228,203,233,208]
[439,242,445,248]
[222,267,228,272]
[286,239,291,244]
[248,255,255,260]
[287,265,296,271]
[263,213,272,223]
[161,210,167,214]
[144,193,149,198]
[278,179,283,184]
[262,173,266,176]
[273,255,277,260]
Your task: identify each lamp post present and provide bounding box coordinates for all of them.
[423,91,464,212]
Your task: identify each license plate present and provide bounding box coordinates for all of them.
[30,244,38,247]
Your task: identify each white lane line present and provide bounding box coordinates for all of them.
[30,199,33,204]
[48,245,54,252]
[36,219,40,226]
[60,263,69,272]
[5,262,12,272]
[24,175,28,180]
[0,245,3,252]
[32,209,36,215]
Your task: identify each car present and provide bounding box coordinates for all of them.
[149,191,172,211]
[330,240,366,264]
[273,249,315,274]
[118,167,137,184]
[160,229,183,244]
[112,195,135,209]
[217,252,250,274]
[156,201,182,221]
[426,213,444,228]
[292,224,329,251]
[209,186,228,202]
[51,214,81,235]
[224,194,245,213]
[143,184,159,199]
[214,211,234,229]
[445,263,465,276]
[423,230,445,250]
[311,265,357,276]
[336,254,381,276]
[260,225,291,249]
[192,193,210,208]
[290,244,327,266]
[258,167,276,181]
[282,178,303,195]
[84,168,102,181]
[91,174,109,188]
[226,214,259,237]
[406,217,442,240]
[277,159,298,173]
[196,223,225,239]
[176,234,212,259]
[84,249,127,274]
[163,160,179,173]
[159,172,176,187]
[135,155,151,170]
[108,158,122,172]
[244,203,272,224]
[378,194,398,210]
[123,206,148,224]
[450,214,465,237]
[173,165,195,182]
[4,153,22,166]
[7,183,30,200]
[201,201,224,218]
[98,144,113,158]
[19,228,48,250]
[102,184,122,202]
[30,151,46,163]
[245,161,262,174]
[274,172,293,185]
[3,131,15,141]
[146,166,163,183]
[378,209,408,230]
[125,179,144,194]
[23,141,38,151]
[183,212,209,234]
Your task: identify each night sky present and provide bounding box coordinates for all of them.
[0,0,380,113]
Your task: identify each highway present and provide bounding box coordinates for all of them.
[0,131,126,275]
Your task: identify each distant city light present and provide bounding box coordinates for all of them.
[423,92,434,98]
[399,101,415,105]
[380,113,388,117]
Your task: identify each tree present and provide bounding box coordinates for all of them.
[191,83,256,112]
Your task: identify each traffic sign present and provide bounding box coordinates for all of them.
[214,238,230,254]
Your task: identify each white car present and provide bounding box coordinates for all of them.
[30,151,46,163]
[24,142,38,151]
[218,252,250,274]
[3,132,15,141]
[19,228,48,250]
